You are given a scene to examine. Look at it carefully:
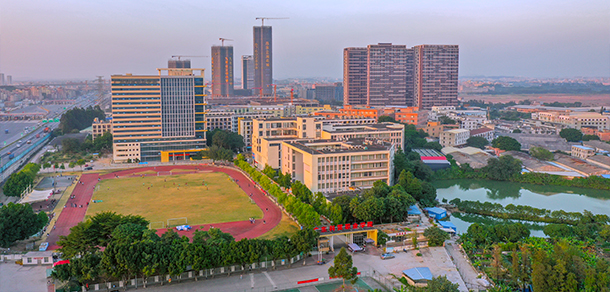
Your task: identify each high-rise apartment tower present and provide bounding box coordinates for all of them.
[242,55,254,90]
[211,45,234,97]
[413,45,459,109]
[344,44,458,109]
[343,48,367,106]
[253,26,273,96]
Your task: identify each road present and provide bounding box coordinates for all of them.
[0,95,97,171]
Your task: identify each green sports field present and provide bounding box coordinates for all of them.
[86,172,263,226]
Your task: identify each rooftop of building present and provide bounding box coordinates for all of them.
[572,145,595,151]
[587,155,610,167]
[583,140,610,152]
[412,148,445,157]
[553,153,610,176]
[469,127,494,135]
[284,138,393,155]
[322,123,404,133]
[445,129,470,134]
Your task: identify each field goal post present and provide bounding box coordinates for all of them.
[167,217,188,227]
[149,221,165,229]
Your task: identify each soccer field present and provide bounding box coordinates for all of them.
[86,172,263,226]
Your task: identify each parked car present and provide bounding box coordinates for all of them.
[380,253,395,260]
[347,243,365,253]
[84,166,93,170]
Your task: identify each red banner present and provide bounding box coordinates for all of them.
[314,221,373,233]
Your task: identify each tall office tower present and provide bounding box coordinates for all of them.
[211,45,234,97]
[111,68,207,163]
[0,73,4,85]
[343,47,367,105]
[241,55,254,89]
[168,60,191,68]
[253,26,273,96]
[366,43,411,107]
[6,75,11,85]
[413,45,459,109]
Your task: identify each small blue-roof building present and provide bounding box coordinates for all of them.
[424,207,447,220]
[402,267,433,286]
[438,220,457,233]
[408,205,421,216]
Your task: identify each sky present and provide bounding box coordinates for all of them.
[0,0,609,81]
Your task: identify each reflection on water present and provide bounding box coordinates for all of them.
[433,179,610,235]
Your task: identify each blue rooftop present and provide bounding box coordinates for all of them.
[408,205,421,215]
[573,145,594,150]
[403,267,433,281]
[423,207,446,215]
[438,221,457,231]
[601,174,610,179]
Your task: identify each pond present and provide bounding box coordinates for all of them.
[433,179,610,236]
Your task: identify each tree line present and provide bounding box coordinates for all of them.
[60,132,113,155]
[234,155,321,227]
[450,199,610,226]
[3,163,40,197]
[0,202,48,247]
[57,106,105,134]
[459,222,610,291]
[53,211,318,288]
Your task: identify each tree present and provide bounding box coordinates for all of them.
[76,159,86,170]
[439,116,457,125]
[0,203,48,247]
[61,138,81,153]
[467,136,489,149]
[559,128,583,142]
[59,106,105,134]
[529,147,553,161]
[512,129,522,133]
[424,227,449,247]
[43,162,52,169]
[69,161,76,168]
[485,155,522,181]
[582,134,600,141]
[378,115,397,123]
[492,136,521,151]
[291,228,318,265]
[377,230,389,247]
[202,145,234,162]
[328,248,358,291]
[426,275,460,292]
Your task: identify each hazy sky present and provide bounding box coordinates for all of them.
[1,0,609,80]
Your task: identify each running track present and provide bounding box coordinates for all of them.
[46,165,282,250]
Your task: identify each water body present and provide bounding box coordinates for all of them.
[433,179,610,236]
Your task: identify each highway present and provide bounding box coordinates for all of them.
[0,94,98,169]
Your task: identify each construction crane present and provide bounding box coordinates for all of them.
[255,17,289,26]
[269,84,277,102]
[219,38,233,46]
[290,88,294,104]
[171,55,209,61]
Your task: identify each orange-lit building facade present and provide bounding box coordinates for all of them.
[314,105,380,120]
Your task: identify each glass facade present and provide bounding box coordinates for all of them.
[161,77,195,138]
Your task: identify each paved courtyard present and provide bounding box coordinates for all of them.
[0,263,48,292]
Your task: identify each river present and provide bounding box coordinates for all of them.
[432,179,610,236]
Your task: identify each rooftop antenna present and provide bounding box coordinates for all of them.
[219,38,233,46]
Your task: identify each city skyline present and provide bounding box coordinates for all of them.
[0,0,608,80]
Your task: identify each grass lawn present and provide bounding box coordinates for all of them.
[86,172,263,226]
[258,213,300,240]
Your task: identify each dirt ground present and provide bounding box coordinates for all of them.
[461,93,610,106]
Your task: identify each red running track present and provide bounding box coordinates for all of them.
[47,164,282,250]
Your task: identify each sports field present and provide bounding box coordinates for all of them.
[85,172,263,226]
